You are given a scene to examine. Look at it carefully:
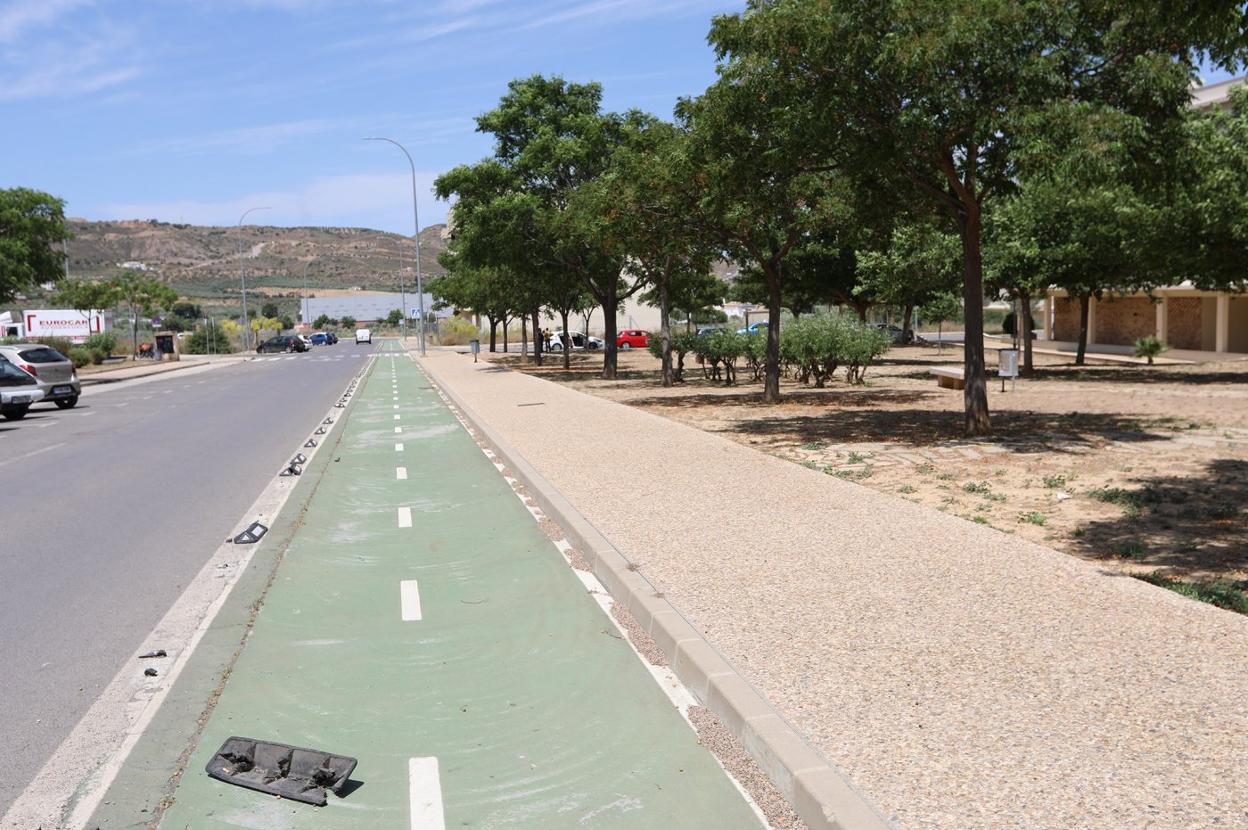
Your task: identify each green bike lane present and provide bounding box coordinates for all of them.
[158,340,764,828]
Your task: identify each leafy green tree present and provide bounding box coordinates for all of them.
[0,188,70,303]
[53,279,119,342]
[437,76,636,376]
[340,315,356,329]
[110,271,178,356]
[856,221,962,343]
[665,271,729,332]
[678,54,855,402]
[182,323,232,355]
[170,301,202,320]
[708,0,1247,432]
[919,291,963,353]
[261,301,280,319]
[581,117,716,384]
[386,308,403,327]
[313,314,332,329]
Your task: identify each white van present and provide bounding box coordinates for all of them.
[355,328,372,344]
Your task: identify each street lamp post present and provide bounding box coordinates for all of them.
[237,206,270,351]
[364,137,424,355]
[302,259,318,328]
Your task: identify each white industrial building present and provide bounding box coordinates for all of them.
[299,292,454,325]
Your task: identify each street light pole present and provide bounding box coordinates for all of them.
[237,206,270,351]
[364,137,424,355]
[302,259,317,328]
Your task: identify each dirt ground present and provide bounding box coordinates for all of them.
[485,344,1248,591]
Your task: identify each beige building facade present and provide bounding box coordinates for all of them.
[1044,287,1248,354]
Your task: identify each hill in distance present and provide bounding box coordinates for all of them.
[65,219,449,299]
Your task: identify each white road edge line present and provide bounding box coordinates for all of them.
[397,507,412,528]
[408,757,444,829]
[400,581,422,622]
[0,442,68,469]
[1,357,377,830]
[397,467,408,480]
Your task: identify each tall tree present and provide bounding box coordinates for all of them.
[0,188,70,303]
[53,279,120,341]
[708,0,1247,432]
[678,56,853,402]
[578,117,716,385]
[110,271,177,357]
[856,220,962,344]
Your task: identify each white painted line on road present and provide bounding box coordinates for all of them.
[394,426,402,434]
[397,467,407,480]
[80,410,97,417]
[395,442,404,451]
[397,507,412,528]
[114,402,128,407]
[0,442,68,469]
[408,757,444,828]
[400,581,423,621]
[34,420,58,429]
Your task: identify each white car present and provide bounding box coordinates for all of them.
[355,328,372,344]
[548,331,604,351]
[0,358,46,420]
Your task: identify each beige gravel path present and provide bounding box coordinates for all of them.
[417,350,1248,830]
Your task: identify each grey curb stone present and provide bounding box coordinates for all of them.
[418,355,894,830]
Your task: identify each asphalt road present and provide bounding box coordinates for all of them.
[0,343,373,812]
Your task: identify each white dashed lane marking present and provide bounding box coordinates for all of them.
[408,757,444,828]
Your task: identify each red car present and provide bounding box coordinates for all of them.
[616,329,648,350]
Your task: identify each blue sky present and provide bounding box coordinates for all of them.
[1,0,1240,235]
[0,0,740,233]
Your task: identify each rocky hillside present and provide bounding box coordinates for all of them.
[65,219,449,297]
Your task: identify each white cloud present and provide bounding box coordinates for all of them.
[135,119,343,156]
[0,0,91,43]
[100,171,448,232]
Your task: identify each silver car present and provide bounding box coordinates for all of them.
[0,357,45,420]
[0,344,81,409]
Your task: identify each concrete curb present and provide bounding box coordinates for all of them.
[79,358,243,385]
[417,354,894,830]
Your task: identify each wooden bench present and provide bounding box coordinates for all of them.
[930,366,965,390]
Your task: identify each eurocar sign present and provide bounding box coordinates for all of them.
[23,309,113,342]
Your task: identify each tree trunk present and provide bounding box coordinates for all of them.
[502,315,510,354]
[560,308,571,370]
[958,207,992,435]
[902,303,914,343]
[659,273,673,387]
[520,316,527,357]
[601,282,619,380]
[1018,290,1034,376]
[531,307,543,366]
[1076,292,1090,366]
[855,302,868,322]
[488,316,498,352]
[762,262,782,404]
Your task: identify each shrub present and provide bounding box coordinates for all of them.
[67,347,92,368]
[34,336,74,359]
[438,315,480,346]
[781,313,891,386]
[647,330,699,381]
[340,316,356,329]
[182,324,234,354]
[692,329,746,384]
[84,332,118,357]
[313,314,333,329]
[1133,335,1168,365]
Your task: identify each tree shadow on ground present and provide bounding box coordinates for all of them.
[626,386,933,410]
[1028,365,1248,385]
[714,408,1175,451]
[1071,458,1248,579]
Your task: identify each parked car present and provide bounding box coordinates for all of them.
[0,343,81,409]
[616,329,649,350]
[309,331,337,346]
[548,331,604,351]
[325,331,339,344]
[735,321,769,335]
[355,328,372,344]
[875,324,912,345]
[297,334,313,348]
[0,357,45,420]
[256,335,307,354]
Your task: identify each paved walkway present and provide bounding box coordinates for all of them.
[157,343,762,828]
[418,350,1248,830]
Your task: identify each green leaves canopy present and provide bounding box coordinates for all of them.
[0,188,70,303]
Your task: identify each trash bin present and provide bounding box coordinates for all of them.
[154,331,180,362]
[469,338,480,363]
